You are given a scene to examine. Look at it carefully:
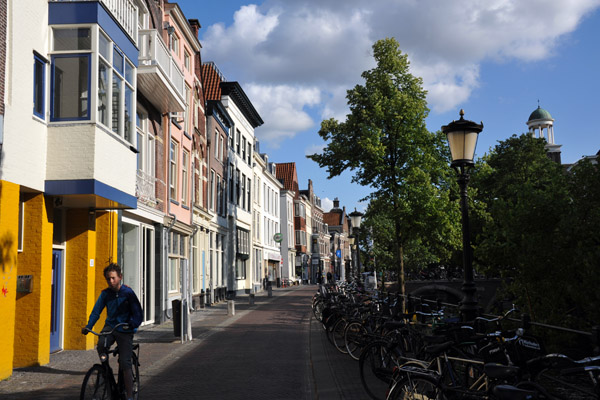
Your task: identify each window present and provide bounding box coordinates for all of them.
[214,130,219,160]
[216,175,222,215]
[184,85,191,132]
[33,54,47,119]
[170,140,178,200]
[229,163,234,202]
[168,231,186,292]
[241,174,246,210]
[171,34,179,56]
[53,28,91,51]
[295,230,307,246]
[51,55,90,120]
[247,141,252,164]
[247,177,251,211]
[236,130,240,155]
[236,168,241,206]
[182,150,189,206]
[229,130,234,149]
[184,50,190,71]
[209,170,215,211]
[242,137,246,161]
[219,135,224,162]
[136,107,156,200]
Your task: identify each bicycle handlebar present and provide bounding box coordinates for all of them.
[82,322,130,336]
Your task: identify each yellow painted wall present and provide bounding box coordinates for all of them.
[14,194,53,368]
[91,211,119,334]
[0,181,20,380]
[64,209,97,350]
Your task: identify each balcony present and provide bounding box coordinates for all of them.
[137,29,185,113]
[49,0,138,44]
[136,169,158,207]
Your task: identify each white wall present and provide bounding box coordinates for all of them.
[2,0,49,191]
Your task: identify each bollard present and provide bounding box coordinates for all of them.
[249,293,255,306]
[228,300,235,316]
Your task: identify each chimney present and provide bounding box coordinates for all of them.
[188,19,201,38]
[333,197,340,208]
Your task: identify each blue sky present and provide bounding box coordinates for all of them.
[176,0,600,213]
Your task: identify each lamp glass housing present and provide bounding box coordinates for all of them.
[349,210,363,229]
[447,130,479,164]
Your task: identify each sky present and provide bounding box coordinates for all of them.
[175,0,600,213]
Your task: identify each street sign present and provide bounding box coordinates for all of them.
[273,233,283,243]
[336,249,341,258]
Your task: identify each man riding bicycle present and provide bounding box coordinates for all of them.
[82,263,143,400]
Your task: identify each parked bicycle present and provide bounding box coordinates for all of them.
[81,323,140,400]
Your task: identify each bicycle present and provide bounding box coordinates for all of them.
[81,323,140,400]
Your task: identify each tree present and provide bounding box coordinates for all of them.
[470,134,578,325]
[308,38,460,298]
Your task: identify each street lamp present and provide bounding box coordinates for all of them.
[348,234,356,281]
[349,209,364,283]
[442,109,483,322]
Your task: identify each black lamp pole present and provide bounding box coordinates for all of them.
[349,209,364,284]
[442,110,483,322]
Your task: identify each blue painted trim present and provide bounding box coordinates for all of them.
[170,199,180,206]
[183,130,191,140]
[45,179,137,208]
[33,54,47,120]
[48,1,138,66]
[181,204,190,210]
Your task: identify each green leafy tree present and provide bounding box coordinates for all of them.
[471,134,576,324]
[308,38,460,297]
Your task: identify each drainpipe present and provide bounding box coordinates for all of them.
[165,112,177,324]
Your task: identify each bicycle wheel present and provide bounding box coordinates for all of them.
[359,340,402,400]
[345,321,367,361]
[387,373,445,400]
[81,364,111,400]
[332,318,349,354]
[535,368,598,400]
[129,352,140,400]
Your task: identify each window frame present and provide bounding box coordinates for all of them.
[170,140,179,200]
[33,53,48,120]
[182,150,189,206]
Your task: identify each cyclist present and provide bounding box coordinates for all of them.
[82,263,143,400]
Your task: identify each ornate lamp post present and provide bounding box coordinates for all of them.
[442,109,483,322]
[348,234,356,281]
[349,209,364,283]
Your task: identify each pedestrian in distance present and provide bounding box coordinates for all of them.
[82,263,143,400]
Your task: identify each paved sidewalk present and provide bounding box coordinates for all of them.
[0,285,300,399]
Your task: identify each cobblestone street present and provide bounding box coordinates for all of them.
[0,285,367,399]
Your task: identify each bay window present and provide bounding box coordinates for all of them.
[50,26,135,143]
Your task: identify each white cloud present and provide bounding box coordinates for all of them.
[201,0,600,144]
[304,143,325,157]
[246,84,321,146]
[321,197,334,213]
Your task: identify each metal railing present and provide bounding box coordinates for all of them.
[138,29,185,98]
[49,0,138,43]
[135,169,157,206]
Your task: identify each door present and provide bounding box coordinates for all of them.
[50,249,63,353]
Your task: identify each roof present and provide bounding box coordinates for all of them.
[275,162,299,195]
[323,212,342,227]
[201,62,223,101]
[528,105,553,121]
[220,81,264,128]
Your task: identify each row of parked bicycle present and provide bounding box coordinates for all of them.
[312,282,600,400]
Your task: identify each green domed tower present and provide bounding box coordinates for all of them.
[526,104,561,163]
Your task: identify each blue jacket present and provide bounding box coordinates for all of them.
[86,285,143,333]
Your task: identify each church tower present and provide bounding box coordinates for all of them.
[526,104,561,164]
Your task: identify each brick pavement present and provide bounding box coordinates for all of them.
[0,285,369,399]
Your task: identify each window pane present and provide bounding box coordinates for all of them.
[125,61,134,84]
[53,28,91,51]
[113,48,124,75]
[34,57,45,118]
[112,74,122,133]
[124,85,133,143]
[99,31,111,60]
[52,56,89,119]
[98,60,109,126]
[169,258,178,291]
[137,132,143,170]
